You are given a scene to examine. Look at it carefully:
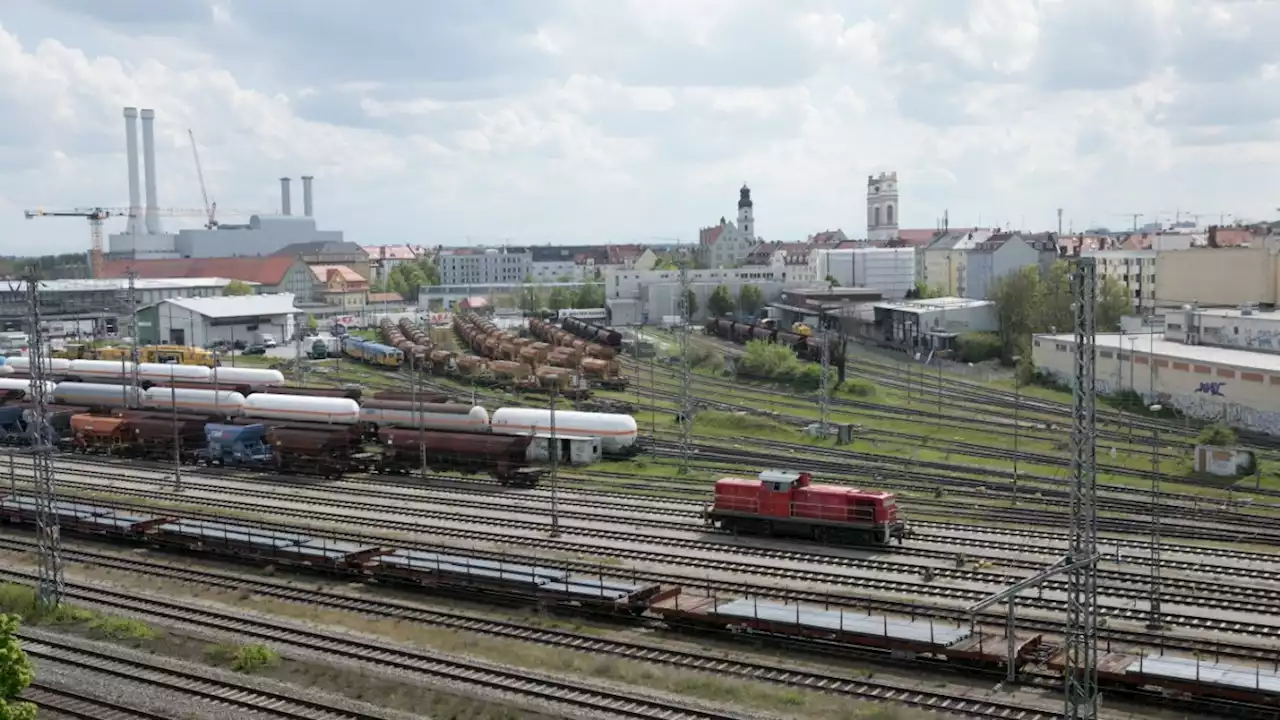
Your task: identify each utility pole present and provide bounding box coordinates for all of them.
[294,314,304,387]
[1065,257,1100,719]
[677,265,693,473]
[549,379,560,537]
[1147,409,1163,630]
[168,332,182,493]
[819,309,830,433]
[23,268,63,611]
[412,353,426,481]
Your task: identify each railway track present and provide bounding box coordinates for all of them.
[0,535,1065,720]
[2,567,1060,720]
[20,683,172,720]
[30,463,1280,619]
[22,634,382,719]
[31,482,1280,647]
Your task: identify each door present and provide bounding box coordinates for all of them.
[169,329,185,345]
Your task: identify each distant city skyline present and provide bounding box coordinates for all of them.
[1,1,1277,254]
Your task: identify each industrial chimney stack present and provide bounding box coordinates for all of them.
[122,108,143,236]
[301,175,314,217]
[140,108,161,234]
[280,177,292,216]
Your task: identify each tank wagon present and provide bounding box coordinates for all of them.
[705,470,906,546]
[490,407,639,456]
[560,316,623,348]
[706,318,844,365]
[8,360,285,391]
[450,313,602,395]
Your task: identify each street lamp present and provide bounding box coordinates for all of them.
[1147,402,1163,630]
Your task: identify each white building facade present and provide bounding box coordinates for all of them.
[1082,249,1158,311]
[812,248,916,299]
[604,266,790,325]
[146,294,298,348]
[699,185,758,269]
[438,248,532,286]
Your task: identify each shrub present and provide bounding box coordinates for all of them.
[1198,422,1237,447]
[87,616,157,642]
[954,332,1001,364]
[231,644,280,673]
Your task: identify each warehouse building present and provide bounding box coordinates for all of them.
[0,277,243,337]
[139,294,299,348]
[1031,331,1280,434]
[872,297,997,352]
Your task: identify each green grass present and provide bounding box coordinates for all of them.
[0,582,159,640]
[206,642,281,673]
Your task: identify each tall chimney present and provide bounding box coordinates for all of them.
[122,108,143,236]
[301,175,314,217]
[280,177,292,216]
[140,108,161,234]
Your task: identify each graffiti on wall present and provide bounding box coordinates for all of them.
[1218,327,1280,351]
[1195,382,1227,397]
[1049,371,1280,435]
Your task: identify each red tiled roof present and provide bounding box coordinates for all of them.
[700,224,726,247]
[367,292,405,304]
[310,264,366,283]
[896,229,939,246]
[810,230,842,244]
[100,256,300,286]
[1209,227,1255,248]
[606,244,643,263]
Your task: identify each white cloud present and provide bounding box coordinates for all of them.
[2,0,1280,255]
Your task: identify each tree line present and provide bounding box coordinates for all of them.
[705,284,764,319]
[368,259,441,299]
[982,260,1131,362]
[519,277,605,313]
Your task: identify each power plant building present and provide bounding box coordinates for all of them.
[108,109,339,259]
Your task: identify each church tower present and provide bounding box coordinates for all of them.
[866,171,899,243]
[738,184,754,239]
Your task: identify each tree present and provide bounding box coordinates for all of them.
[305,314,318,330]
[518,273,540,313]
[384,259,440,300]
[988,265,1043,361]
[682,289,699,319]
[573,283,604,309]
[224,280,254,296]
[0,615,34,720]
[1037,260,1074,334]
[824,274,839,289]
[737,285,764,317]
[1096,276,1131,332]
[548,286,571,312]
[707,284,734,317]
[907,281,946,300]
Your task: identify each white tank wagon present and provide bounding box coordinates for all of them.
[242,394,361,425]
[360,402,490,431]
[142,388,247,416]
[489,408,638,456]
[5,357,71,375]
[211,367,285,388]
[0,378,58,401]
[52,382,143,408]
[65,360,213,384]
[0,366,14,377]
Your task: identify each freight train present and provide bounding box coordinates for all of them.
[450,313,600,396]
[706,317,844,364]
[342,337,405,369]
[704,470,905,546]
[1,495,1269,711]
[525,318,627,389]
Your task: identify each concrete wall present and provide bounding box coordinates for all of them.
[1155,246,1278,307]
[174,218,342,258]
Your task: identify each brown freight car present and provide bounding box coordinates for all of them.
[375,428,540,486]
[266,425,365,478]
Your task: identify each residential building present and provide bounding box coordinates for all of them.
[809,230,849,244]
[604,266,790,325]
[964,232,1058,300]
[139,294,298,348]
[872,296,998,351]
[699,185,758,268]
[310,265,369,311]
[438,247,532,286]
[866,172,899,244]
[363,245,421,284]
[812,248,916,299]
[918,229,994,295]
[527,245,597,282]
[1154,242,1280,308]
[274,241,372,280]
[1082,249,1158,311]
[100,257,318,303]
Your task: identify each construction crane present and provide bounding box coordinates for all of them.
[188,129,218,229]
[22,207,121,279]
[1116,213,1144,232]
[24,205,267,279]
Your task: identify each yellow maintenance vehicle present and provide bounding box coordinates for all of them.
[55,344,219,367]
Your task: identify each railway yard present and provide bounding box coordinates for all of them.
[7,315,1280,719]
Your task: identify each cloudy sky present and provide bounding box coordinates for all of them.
[1,0,1278,255]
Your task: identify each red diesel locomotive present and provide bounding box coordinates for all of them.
[704,470,906,546]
